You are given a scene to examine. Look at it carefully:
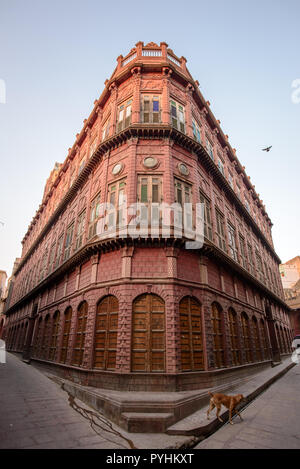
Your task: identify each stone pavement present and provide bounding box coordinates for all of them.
[195,363,300,449]
[0,353,189,449]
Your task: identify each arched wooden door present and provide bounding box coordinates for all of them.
[132,294,165,372]
[211,303,225,368]
[252,317,262,361]
[94,296,119,370]
[49,311,60,361]
[179,297,203,371]
[72,302,88,367]
[241,313,252,363]
[228,308,240,366]
[60,307,72,364]
[260,319,269,359]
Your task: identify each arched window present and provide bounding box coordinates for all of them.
[228,308,240,366]
[211,303,225,368]
[179,296,203,371]
[260,319,269,359]
[94,296,119,370]
[72,302,88,367]
[252,316,262,362]
[49,311,60,361]
[241,313,252,363]
[60,307,72,364]
[132,293,165,372]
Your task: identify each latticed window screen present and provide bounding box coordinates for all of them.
[72,302,88,367]
[94,296,119,370]
[211,303,225,368]
[49,311,60,361]
[241,313,252,363]
[60,307,72,364]
[131,294,165,373]
[252,317,262,361]
[228,309,240,366]
[180,297,204,371]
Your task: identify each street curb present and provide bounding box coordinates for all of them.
[165,361,296,449]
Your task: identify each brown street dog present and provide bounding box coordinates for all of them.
[207,391,245,425]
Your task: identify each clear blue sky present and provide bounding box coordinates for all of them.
[0,0,299,277]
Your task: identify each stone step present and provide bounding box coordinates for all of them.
[121,412,174,433]
[166,359,294,436]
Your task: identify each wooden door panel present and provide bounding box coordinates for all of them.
[131,294,165,372]
[94,296,118,370]
[179,297,203,371]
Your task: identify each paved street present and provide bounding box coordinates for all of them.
[0,352,136,449]
[195,363,300,449]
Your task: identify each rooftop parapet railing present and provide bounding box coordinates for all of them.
[118,42,185,70]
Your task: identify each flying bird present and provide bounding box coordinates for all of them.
[262,146,272,152]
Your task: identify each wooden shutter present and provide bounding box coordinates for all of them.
[49,311,60,361]
[132,294,165,372]
[72,302,88,367]
[60,307,72,363]
[252,317,262,361]
[41,315,51,359]
[260,320,269,359]
[228,309,240,366]
[180,297,203,371]
[242,313,252,363]
[94,296,119,370]
[211,303,225,368]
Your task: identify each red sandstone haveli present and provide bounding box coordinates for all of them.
[3,42,292,391]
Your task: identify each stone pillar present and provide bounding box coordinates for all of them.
[131,67,141,124]
[161,67,172,125]
[126,138,138,207]
[185,83,194,138]
[121,246,134,279]
[165,285,179,373]
[115,287,132,373]
[164,247,179,278]
[75,266,81,291]
[108,82,118,136]
[90,253,100,284]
